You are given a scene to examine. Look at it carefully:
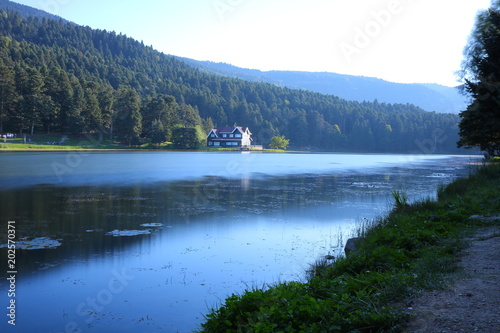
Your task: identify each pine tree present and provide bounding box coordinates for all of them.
[23,67,44,135]
[0,64,17,133]
[115,88,142,145]
[97,86,115,140]
[82,87,102,133]
[150,119,166,144]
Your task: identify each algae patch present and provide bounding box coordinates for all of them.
[105,229,152,237]
[1,237,62,250]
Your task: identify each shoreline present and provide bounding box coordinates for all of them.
[0,147,480,155]
[200,162,500,332]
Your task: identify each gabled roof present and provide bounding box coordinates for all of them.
[207,126,252,139]
[206,129,218,139]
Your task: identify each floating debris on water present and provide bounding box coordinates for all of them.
[428,173,453,178]
[106,229,152,237]
[140,223,164,228]
[1,237,62,250]
[86,229,103,233]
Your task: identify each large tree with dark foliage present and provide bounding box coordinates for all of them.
[458,1,500,157]
[114,88,142,146]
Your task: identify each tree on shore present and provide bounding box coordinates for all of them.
[172,127,199,149]
[269,135,290,150]
[0,64,17,133]
[458,1,500,157]
[150,119,167,144]
[114,88,142,146]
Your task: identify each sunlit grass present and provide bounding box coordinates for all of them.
[0,134,131,150]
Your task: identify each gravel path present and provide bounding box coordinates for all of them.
[404,223,500,333]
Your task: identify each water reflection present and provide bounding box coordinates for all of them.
[0,154,480,332]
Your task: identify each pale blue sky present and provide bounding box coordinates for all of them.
[12,0,492,86]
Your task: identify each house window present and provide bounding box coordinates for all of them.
[208,142,213,146]
[214,142,220,146]
[223,134,227,138]
[211,133,216,138]
[229,134,234,138]
[235,134,242,138]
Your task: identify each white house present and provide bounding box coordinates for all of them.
[206,126,253,148]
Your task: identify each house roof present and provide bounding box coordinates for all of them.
[213,126,251,134]
[207,126,252,139]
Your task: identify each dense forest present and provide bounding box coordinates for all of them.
[182,58,466,114]
[0,9,464,152]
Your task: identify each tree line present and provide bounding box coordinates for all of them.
[0,10,464,152]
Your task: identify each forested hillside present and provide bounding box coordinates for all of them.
[181,58,467,114]
[0,9,463,152]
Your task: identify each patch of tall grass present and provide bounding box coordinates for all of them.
[391,190,409,210]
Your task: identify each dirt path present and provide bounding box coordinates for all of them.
[404,222,500,333]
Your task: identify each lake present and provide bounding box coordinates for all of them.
[0,152,480,332]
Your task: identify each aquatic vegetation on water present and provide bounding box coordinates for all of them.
[1,237,62,250]
[140,223,164,227]
[105,229,153,237]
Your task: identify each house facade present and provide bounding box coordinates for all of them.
[206,126,253,148]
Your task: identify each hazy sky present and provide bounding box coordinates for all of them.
[12,0,492,86]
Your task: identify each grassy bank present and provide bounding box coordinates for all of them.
[0,134,130,150]
[0,134,272,151]
[0,135,286,152]
[199,162,500,332]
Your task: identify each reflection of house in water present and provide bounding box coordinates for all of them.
[206,126,254,148]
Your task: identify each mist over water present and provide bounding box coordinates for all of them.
[0,151,466,189]
[0,152,480,332]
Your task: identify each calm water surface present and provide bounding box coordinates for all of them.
[0,152,480,332]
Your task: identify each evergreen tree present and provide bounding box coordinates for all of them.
[68,80,85,134]
[0,64,17,132]
[52,70,74,133]
[150,119,167,144]
[82,87,102,133]
[97,85,115,140]
[115,88,142,145]
[142,95,179,140]
[172,127,199,149]
[23,67,44,135]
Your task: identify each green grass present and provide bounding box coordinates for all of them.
[0,134,131,150]
[0,134,280,151]
[199,162,500,332]
[0,134,294,152]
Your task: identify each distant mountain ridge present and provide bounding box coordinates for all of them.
[180,59,467,114]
